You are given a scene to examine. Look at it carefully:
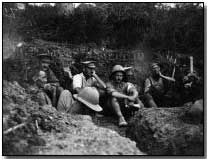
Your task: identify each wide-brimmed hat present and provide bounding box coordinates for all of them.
[81,61,96,68]
[73,87,102,112]
[110,65,125,79]
[112,65,125,74]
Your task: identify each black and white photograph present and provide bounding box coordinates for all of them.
[2,2,204,156]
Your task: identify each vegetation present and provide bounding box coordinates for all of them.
[3,3,204,105]
[3,3,203,56]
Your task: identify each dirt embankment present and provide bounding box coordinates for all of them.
[126,105,204,155]
[3,80,144,155]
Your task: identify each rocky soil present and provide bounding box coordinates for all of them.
[3,80,144,155]
[126,105,204,155]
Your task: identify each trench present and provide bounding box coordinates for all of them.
[36,113,145,155]
[91,115,145,153]
[92,115,128,137]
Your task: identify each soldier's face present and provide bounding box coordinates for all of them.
[41,75,47,84]
[85,67,95,77]
[152,66,160,75]
[115,72,124,83]
[37,75,47,88]
[41,62,50,71]
[126,70,134,82]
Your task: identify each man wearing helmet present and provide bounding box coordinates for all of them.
[144,63,175,108]
[105,65,138,126]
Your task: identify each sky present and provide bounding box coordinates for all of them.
[28,3,95,8]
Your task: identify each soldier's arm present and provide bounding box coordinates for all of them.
[92,72,106,89]
[106,82,133,101]
[74,87,82,94]
[144,78,151,94]
[159,72,175,82]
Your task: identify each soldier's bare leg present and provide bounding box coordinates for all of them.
[111,97,127,126]
[145,93,158,108]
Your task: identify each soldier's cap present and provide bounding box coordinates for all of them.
[38,53,51,58]
[151,62,160,69]
[38,54,51,63]
[81,61,96,68]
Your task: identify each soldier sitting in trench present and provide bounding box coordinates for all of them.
[123,66,144,109]
[38,54,60,87]
[72,60,106,94]
[105,65,139,126]
[34,70,103,115]
[37,53,74,108]
[34,70,73,112]
[144,63,175,108]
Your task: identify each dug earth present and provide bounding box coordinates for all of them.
[126,103,204,155]
[3,80,144,155]
[3,80,203,155]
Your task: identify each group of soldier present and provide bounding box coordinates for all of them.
[34,54,177,127]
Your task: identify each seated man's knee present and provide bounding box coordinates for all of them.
[62,90,72,97]
[144,93,157,108]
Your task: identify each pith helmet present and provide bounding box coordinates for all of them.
[73,87,102,112]
[112,65,125,74]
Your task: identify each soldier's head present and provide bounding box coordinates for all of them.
[151,63,160,77]
[38,54,51,71]
[82,61,96,78]
[124,67,134,83]
[111,65,125,83]
[35,71,47,88]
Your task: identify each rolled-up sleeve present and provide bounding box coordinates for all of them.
[73,74,82,90]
